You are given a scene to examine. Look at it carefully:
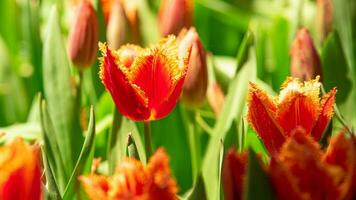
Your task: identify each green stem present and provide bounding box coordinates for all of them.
[107,109,122,174]
[144,121,153,158]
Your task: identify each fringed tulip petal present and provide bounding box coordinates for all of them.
[100,44,150,121]
[323,133,356,200]
[247,83,285,155]
[0,139,42,200]
[275,132,338,200]
[146,148,178,200]
[277,78,321,136]
[311,88,337,140]
[79,175,109,200]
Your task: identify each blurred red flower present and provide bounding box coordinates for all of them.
[223,131,356,200]
[80,148,178,200]
[0,138,42,200]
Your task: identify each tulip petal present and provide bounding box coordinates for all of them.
[311,88,337,140]
[323,132,356,199]
[222,150,247,200]
[100,43,150,121]
[277,78,321,136]
[276,132,338,199]
[79,175,109,200]
[247,83,285,155]
[146,148,178,200]
[130,37,188,120]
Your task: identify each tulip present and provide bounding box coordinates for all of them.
[0,138,42,200]
[178,28,208,107]
[207,82,225,116]
[80,148,178,200]
[68,0,99,69]
[247,76,336,154]
[269,131,356,200]
[317,0,333,44]
[158,0,193,36]
[290,28,322,81]
[106,0,126,50]
[223,131,356,200]
[99,36,191,121]
[222,150,247,200]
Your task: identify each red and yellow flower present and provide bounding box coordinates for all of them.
[0,138,42,200]
[80,148,178,200]
[100,36,191,121]
[222,131,356,200]
[247,77,336,154]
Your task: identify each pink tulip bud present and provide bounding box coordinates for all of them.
[68,0,99,69]
[158,0,193,36]
[178,28,208,107]
[106,0,126,50]
[316,0,333,43]
[290,28,322,81]
[207,82,225,116]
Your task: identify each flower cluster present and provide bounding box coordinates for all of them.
[223,131,356,200]
[80,148,178,200]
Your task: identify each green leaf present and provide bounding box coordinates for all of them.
[63,106,96,200]
[40,97,68,193]
[243,150,275,200]
[321,32,352,104]
[43,151,62,200]
[42,6,78,171]
[202,34,257,200]
[186,175,207,200]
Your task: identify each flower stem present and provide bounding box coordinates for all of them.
[143,121,153,158]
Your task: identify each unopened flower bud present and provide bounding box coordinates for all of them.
[68,0,99,69]
[120,0,140,43]
[106,0,126,50]
[207,82,225,116]
[316,0,333,44]
[290,28,322,81]
[178,28,208,107]
[158,0,193,36]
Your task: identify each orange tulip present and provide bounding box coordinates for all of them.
[247,77,336,154]
[223,131,356,200]
[80,148,178,200]
[0,138,42,200]
[99,36,191,121]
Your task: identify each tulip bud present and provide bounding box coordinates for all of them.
[68,0,99,69]
[106,0,126,50]
[207,82,225,116]
[316,0,333,44]
[290,28,322,81]
[158,0,193,36]
[120,0,140,43]
[178,28,208,107]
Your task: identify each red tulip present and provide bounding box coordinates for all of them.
[247,77,336,154]
[68,0,99,69]
[80,148,178,200]
[222,150,247,200]
[290,28,322,81]
[223,131,356,200]
[178,27,208,107]
[158,0,193,36]
[99,36,191,121]
[0,138,42,200]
